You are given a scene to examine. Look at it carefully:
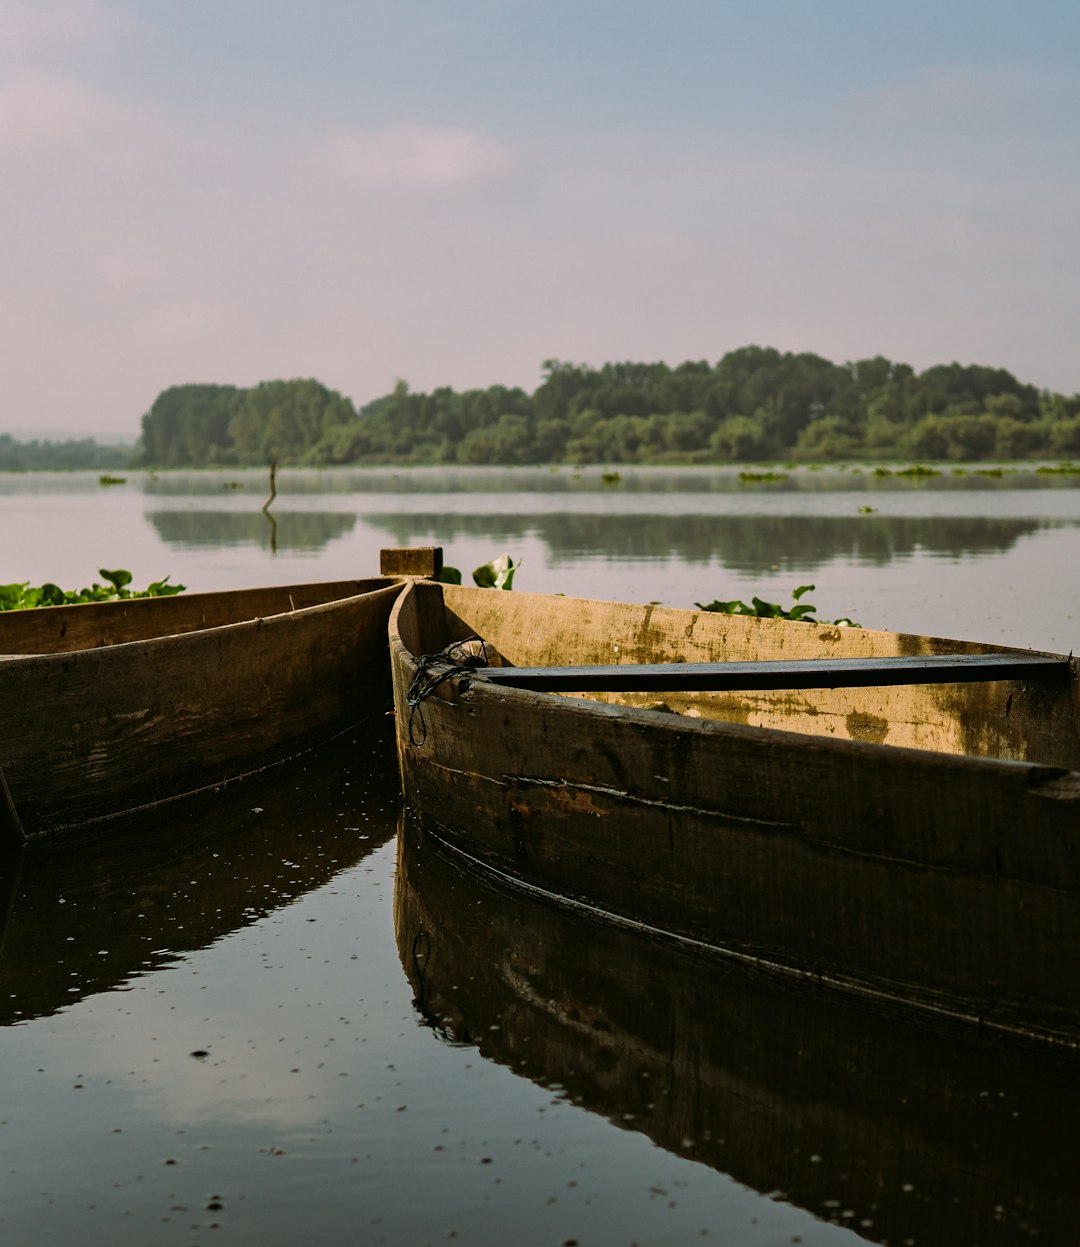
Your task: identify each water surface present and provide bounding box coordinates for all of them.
[2,464,1077,648]
[2,466,1079,1245]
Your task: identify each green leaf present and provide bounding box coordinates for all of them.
[146,577,185,596]
[99,568,133,591]
[751,597,783,618]
[437,566,463,585]
[696,583,858,627]
[38,583,67,606]
[0,583,28,609]
[1,572,187,608]
[472,555,517,590]
[696,598,751,615]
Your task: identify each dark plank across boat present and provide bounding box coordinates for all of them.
[389,580,1080,1045]
[1,577,403,843]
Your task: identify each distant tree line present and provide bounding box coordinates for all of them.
[134,380,356,467]
[0,433,133,471]
[29,349,1080,471]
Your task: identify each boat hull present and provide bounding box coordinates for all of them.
[390,582,1080,1044]
[2,578,402,840]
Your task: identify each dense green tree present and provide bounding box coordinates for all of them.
[905,413,998,460]
[909,363,1040,422]
[709,414,770,461]
[1049,417,1080,456]
[229,379,355,464]
[795,415,860,459]
[113,350,1080,469]
[137,384,241,466]
[0,434,133,470]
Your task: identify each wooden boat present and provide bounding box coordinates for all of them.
[389,580,1080,1045]
[1,576,403,844]
[395,816,1080,1246]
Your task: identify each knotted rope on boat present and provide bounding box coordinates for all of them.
[405,637,491,746]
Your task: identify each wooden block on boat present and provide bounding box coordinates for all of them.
[380,547,444,579]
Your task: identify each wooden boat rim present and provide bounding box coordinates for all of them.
[389,579,1080,785]
[389,578,1069,659]
[2,576,401,662]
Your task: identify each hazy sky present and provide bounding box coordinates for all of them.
[3,0,1079,438]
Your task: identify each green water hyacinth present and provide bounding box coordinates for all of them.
[695,584,859,627]
[438,555,519,591]
[0,569,185,610]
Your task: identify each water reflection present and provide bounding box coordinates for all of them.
[146,509,356,551]
[0,729,400,1025]
[395,818,1080,1247]
[133,465,1080,497]
[367,511,1057,572]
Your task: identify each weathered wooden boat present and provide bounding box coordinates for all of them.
[389,581,1080,1045]
[1,576,403,844]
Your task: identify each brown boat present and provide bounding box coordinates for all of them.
[389,580,1080,1045]
[1,576,403,843]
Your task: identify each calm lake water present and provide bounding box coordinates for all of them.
[2,465,1080,1246]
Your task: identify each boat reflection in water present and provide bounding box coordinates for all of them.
[395,815,1080,1246]
[0,728,401,1026]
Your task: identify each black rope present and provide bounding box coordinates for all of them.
[405,637,490,746]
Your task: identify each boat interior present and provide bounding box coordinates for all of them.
[397,580,1080,768]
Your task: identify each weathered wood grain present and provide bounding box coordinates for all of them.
[380,547,443,578]
[1,578,402,841]
[390,581,1080,1043]
[0,579,384,656]
[430,584,1080,765]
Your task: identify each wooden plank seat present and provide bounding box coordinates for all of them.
[473,652,1069,693]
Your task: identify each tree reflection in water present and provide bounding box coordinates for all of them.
[366,510,1055,572]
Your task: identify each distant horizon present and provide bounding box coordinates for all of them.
[3,427,136,445]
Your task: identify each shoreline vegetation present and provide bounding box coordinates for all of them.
[4,347,1080,471]
[0,570,184,611]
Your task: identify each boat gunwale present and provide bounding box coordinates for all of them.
[388,580,1080,781]
[0,576,402,662]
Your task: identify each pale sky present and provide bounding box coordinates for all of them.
[2,0,1079,438]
